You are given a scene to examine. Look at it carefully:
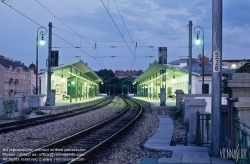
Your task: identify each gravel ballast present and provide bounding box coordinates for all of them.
[0,97,126,161]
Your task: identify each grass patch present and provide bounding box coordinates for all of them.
[35,110,46,115]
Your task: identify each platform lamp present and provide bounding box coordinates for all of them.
[194,26,205,94]
[36,27,47,94]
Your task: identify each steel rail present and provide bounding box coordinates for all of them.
[1,97,143,164]
[0,97,114,133]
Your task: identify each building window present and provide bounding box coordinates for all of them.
[204,84,209,94]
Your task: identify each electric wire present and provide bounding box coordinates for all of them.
[1,1,43,27]
[35,0,105,69]
[137,25,188,42]
[113,0,134,43]
[53,26,96,42]
[53,33,104,69]
[101,0,135,57]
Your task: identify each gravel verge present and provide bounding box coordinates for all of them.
[84,106,172,164]
[0,97,126,161]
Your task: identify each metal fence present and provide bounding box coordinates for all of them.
[235,117,250,164]
[196,111,211,146]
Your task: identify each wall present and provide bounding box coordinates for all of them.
[185,94,228,113]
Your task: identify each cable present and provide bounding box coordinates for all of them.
[113,0,134,43]
[53,26,96,42]
[53,33,104,69]
[101,0,135,57]
[35,0,106,69]
[137,25,187,42]
[35,1,96,47]
[1,1,43,27]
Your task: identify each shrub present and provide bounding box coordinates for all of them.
[35,110,46,115]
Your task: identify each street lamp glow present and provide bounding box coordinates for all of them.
[195,39,201,45]
[40,35,45,45]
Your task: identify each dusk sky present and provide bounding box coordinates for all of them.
[0,0,249,72]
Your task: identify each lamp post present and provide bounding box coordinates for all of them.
[36,27,47,94]
[194,26,205,94]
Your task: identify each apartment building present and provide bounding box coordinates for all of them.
[222,59,249,69]
[0,55,36,98]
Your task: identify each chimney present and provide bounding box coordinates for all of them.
[201,56,209,65]
[187,58,196,65]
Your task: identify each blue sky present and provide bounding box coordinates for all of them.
[0,0,249,72]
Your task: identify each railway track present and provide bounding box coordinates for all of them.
[0,97,114,134]
[1,97,143,164]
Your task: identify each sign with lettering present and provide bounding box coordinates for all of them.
[213,51,221,72]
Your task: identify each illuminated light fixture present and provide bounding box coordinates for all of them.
[71,81,75,85]
[84,82,87,86]
[60,70,64,82]
[195,35,201,45]
[172,71,176,84]
[68,72,97,85]
[101,82,103,84]
[40,35,45,45]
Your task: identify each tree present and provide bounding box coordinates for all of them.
[235,60,250,73]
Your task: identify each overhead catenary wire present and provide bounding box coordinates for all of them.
[137,25,188,42]
[113,0,134,43]
[101,0,135,57]
[53,33,104,69]
[1,1,43,27]
[35,0,106,69]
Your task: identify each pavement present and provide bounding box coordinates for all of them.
[132,97,234,164]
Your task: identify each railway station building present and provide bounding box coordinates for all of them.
[134,57,233,100]
[39,60,102,104]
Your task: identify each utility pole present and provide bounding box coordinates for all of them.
[159,47,167,106]
[211,0,222,156]
[45,22,52,106]
[188,21,192,94]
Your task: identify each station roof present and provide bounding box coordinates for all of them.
[40,60,102,83]
[182,62,234,75]
[134,61,200,83]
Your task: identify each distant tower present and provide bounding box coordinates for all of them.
[158,47,167,64]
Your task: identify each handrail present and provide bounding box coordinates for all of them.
[234,117,250,164]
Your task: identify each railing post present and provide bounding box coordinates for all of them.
[196,111,201,146]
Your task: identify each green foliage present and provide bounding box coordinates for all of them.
[96,69,137,95]
[17,112,28,120]
[235,61,250,73]
[22,108,32,115]
[174,103,184,119]
[1,99,18,120]
[16,108,31,120]
[35,110,46,115]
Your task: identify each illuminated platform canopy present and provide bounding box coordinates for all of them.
[39,60,102,103]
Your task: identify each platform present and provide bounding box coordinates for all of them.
[135,97,233,164]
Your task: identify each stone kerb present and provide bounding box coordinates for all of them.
[151,106,172,115]
[187,99,207,143]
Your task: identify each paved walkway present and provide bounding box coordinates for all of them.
[134,97,234,164]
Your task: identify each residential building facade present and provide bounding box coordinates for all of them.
[0,55,36,98]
